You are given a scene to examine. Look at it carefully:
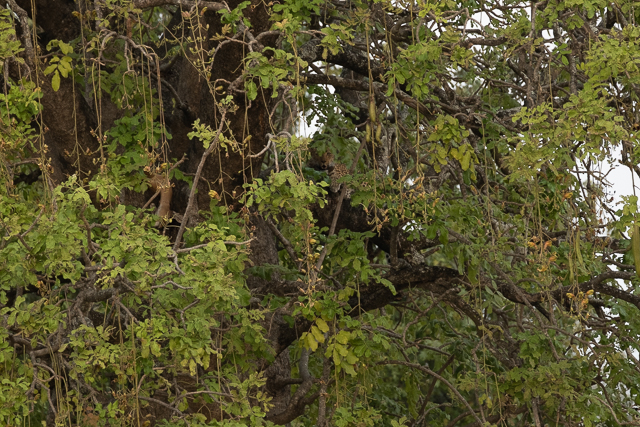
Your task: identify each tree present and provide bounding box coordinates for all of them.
[1,0,640,425]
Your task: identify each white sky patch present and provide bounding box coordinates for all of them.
[607,154,636,204]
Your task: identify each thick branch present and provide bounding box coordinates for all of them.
[133,0,226,10]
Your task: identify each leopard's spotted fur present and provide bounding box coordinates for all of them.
[309,149,353,198]
[329,163,353,198]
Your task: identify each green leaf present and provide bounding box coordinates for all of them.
[246,80,257,100]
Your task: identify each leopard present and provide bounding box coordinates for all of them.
[308,148,335,171]
[329,163,353,198]
[308,148,353,198]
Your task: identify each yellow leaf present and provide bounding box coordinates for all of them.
[51,71,60,92]
[336,330,350,344]
[304,332,318,351]
[311,326,325,344]
[316,318,329,333]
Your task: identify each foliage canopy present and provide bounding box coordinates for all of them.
[1,0,640,425]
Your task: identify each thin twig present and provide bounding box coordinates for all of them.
[175,238,254,253]
[265,218,301,269]
[6,0,34,70]
[248,139,272,158]
[151,280,193,290]
[173,111,228,251]
[170,252,186,275]
[379,359,484,426]
[313,137,368,280]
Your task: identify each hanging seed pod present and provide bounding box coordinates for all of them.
[632,224,640,278]
[375,123,382,143]
[574,232,584,268]
[365,123,371,143]
[369,99,376,122]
